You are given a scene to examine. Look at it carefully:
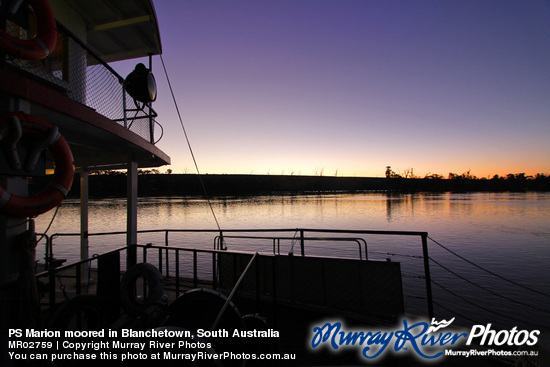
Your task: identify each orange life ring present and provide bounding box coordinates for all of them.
[0,0,57,60]
[0,112,74,217]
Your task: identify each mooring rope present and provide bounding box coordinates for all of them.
[428,236,550,298]
[159,54,222,233]
[430,256,550,314]
[431,279,549,329]
[36,205,60,245]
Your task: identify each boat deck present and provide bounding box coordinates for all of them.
[33,246,519,367]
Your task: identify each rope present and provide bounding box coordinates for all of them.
[159,54,222,233]
[430,256,550,314]
[288,229,300,255]
[431,279,550,329]
[36,205,60,245]
[191,253,259,367]
[428,236,550,298]
[210,252,258,332]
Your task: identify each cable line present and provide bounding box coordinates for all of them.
[159,54,222,232]
[431,279,549,329]
[428,236,550,298]
[430,256,550,314]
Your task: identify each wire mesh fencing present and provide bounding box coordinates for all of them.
[3,19,159,144]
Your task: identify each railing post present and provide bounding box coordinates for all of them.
[271,256,278,328]
[158,247,163,276]
[193,250,198,288]
[126,159,138,268]
[421,233,434,319]
[299,229,305,256]
[122,84,128,129]
[212,252,217,290]
[175,249,180,296]
[148,103,154,143]
[44,235,51,270]
[255,255,261,311]
[165,231,169,277]
[48,235,57,270]
[148,54,154,143]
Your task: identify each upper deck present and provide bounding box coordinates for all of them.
[1,0,169,170]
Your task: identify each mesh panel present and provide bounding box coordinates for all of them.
[4,20,159,143]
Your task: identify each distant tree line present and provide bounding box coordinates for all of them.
[41,170,547,199]
[384,166,549,191]
[30,168,548,198]
[385,166,548,181]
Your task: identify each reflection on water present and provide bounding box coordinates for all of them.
[35,192,550,330]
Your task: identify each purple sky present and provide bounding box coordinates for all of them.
[115,0,550,178]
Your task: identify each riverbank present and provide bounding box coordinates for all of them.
[32,173,550,198]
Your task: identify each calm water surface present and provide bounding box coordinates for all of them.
[35,192,550,330]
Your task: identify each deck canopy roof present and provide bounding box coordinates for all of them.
[63,0,162,62]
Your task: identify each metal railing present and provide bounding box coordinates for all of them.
[35,244,239,309]
[37,227,434,318]
[214,234,368,259]
[35,242,411,326]
[3,20,160,143]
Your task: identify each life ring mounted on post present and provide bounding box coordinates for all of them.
[0,0,57,60]
[0,112,74,218]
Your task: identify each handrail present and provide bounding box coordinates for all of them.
[46,227,425,262]
[49,227,428,238]
[42,227,433,318]
[35,242,422,327]
[213,234,368,259]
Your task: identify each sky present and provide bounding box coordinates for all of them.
[114,0,550,178]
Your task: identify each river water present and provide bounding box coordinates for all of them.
[34,191,550,331]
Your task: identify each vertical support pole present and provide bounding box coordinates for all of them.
[80,168,89,284]
[148,106,154,143]
[255,255,261,311]
[44,235,50,270]
[299,229,305,256]
[271,256,278,328]
[127,159,138,267]
[212,252,217,290]
[122,84,128,129]
[175,249,180,296]
[148,53,154,143]
[193,250,197,288]
[165,231,169,276]
[421,233,434,319]
[68,35,87,104]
